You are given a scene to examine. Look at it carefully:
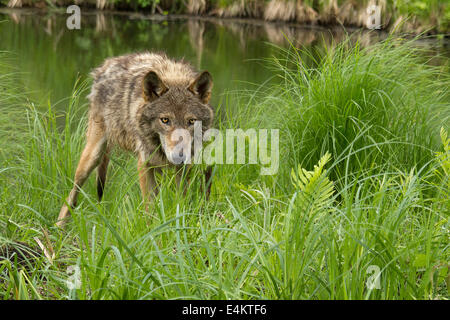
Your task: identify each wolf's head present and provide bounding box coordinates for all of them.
[138,70,214,165]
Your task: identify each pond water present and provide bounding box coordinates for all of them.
[0,9,448,111]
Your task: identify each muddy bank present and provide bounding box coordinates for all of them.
[2,7,448,54]
[0,7,392,50]
[2,0,449,34]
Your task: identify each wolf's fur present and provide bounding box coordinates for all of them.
[57,52,214,226]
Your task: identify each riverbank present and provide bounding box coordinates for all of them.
[2,0,449,34]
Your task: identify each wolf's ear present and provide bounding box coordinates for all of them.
[189,71,213,104]
[143,71,167,101]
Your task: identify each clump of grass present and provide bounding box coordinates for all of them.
[0,39,449,300]
[258,37,450,188]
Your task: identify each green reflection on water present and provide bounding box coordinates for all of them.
[0,10,446,114]
[0,11,358,110]
[1,13,278,108]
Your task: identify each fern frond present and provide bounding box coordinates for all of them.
[291,152,334,217]
[436,127,450,177]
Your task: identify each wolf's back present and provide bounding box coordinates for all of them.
[87,52,196,112]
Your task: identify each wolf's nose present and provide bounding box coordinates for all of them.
[171,151,187,164]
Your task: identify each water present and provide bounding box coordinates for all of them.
[0,9,447,110]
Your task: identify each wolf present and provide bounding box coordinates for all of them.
[57,52,214,226]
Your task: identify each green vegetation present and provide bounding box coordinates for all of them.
[0,39,449,299]
[1,0,449,33]
[259,39,449,181]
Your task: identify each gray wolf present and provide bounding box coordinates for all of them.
[57,52,214,226]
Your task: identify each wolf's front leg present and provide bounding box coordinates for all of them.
[57,116,107,227]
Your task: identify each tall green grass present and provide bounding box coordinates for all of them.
[0,40,449,300]
[257,38,449,189]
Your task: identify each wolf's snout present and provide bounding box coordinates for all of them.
[168,145,189,164]
[162,129,192,165]
[171,149,187,164]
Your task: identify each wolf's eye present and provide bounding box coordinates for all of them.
[161,118,170,124]
[188,119,196,126]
